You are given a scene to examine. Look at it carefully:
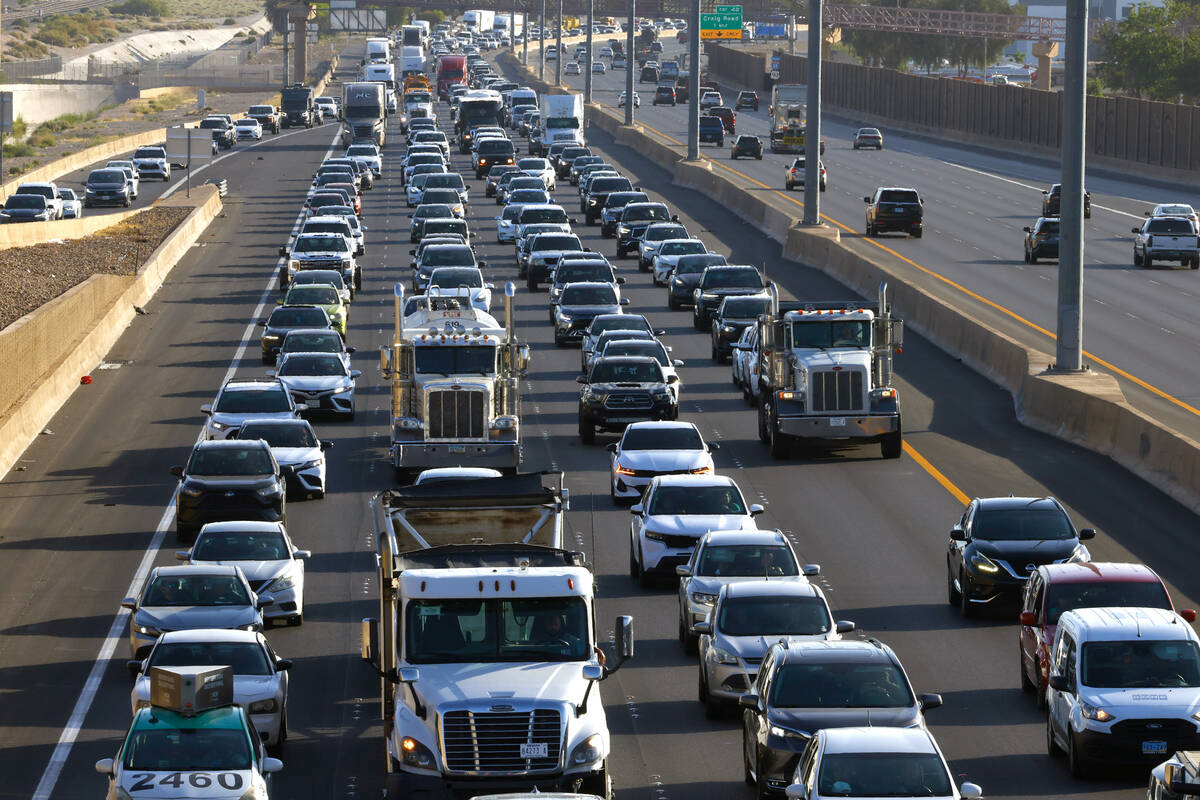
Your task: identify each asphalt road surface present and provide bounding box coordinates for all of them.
[0,40,1197,800]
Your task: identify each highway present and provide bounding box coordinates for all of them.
[550,39,1200,441]
[0,38,1197,800]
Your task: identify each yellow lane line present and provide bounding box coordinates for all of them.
[625,113,1200,420]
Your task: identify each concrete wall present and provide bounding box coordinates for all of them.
[3,82,140,129]
[707,44,1200,179]
[0,127,167,199]
[0,208,141,249]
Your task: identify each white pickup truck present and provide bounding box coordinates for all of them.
[1132,216,1200,269]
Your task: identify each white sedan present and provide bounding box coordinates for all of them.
[517,157,556,191]
[608,421,716,501]
[57,188,82,219]
[235,117,264,140]
[565,61,581,75]
[619,91,640,108]
[182,520,311,626]
[130,629,291,748]
[235,417,331,499]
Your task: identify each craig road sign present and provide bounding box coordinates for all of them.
[701,4,742,39]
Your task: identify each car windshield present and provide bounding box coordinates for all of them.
[286,286,339,305]
[294,236,346,253]
[562,285,617,305]
[718,595,830,636]
[623,426,701,451]
[249,106,273,114]
[509,178,546,191]
[423,221,467,236]
[415,204,454,220]
[696,544,798,577]
[193,530,291,562]
[414,346,495,375]
[648,484,745,515]
[424,175,466,190]
[520,208,568,224]
[660,241,706,255]
[239,421,318,447]
[478,140,515,154]
[214,388,291,413]
[591,178,631,192]
[590,360,664,383]
[421,247,474,266]
[406,597,589,663]
[860,128,881,136]
[303,222,351,237]
[6,196,44,209]
[123,728,252,771]
[89,170,126,183]
[186,446,273,476]
[510,190,550,203]
[624,205,670,222]
[282,331,342,353]
[144,574,251,607]
[605,193,647,208]
[972,506,1074,541]
[133,147,165,158]
[533,235,581,251]
[702,268,762,289]
[645,226,687,242]
[1156,205,1193,216]
[269,308,328,327]
[605,341,668,364]
[148,641,271,675]
[556,265,610,283]
[430,268,483,288]
[518,158,550,170]
[791,321,872,348]
[676,255,726,274]
[1148,218,1195,234]
[773,662,914,708]
[408,154,443,167]
[1043,580,1172,624]
[722,297,770,318]
[817,753,951,797]
[878,189,920,204]
[348,146,378,157]
[1082,640,1200,688]
[1036,220,1061,234]
[422,190,461,205]
[278,354,349,377]
[593,316,650,335]
[411,165,446,179]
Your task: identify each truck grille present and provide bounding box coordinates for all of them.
[351,122,376,139]
[427,388,486,439]
[441,709,561,774]
[811,370,864,413]
[604,392,652,410]
[296,258,343,271]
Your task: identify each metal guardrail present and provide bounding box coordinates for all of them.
[204,177,228,196]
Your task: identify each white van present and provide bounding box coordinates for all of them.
[1046,606,1200,777]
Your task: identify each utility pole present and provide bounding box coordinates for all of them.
[1055,0,1087,371]
[686,0,700,159]
[802,0,822,225]
[555,0,563,85]
[540,0,547,81]
[625,0,635,125]
[584,0,594,103]
[282,26,290,86]
[523,12,529,64]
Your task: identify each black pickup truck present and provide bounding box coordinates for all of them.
[865,187,924,238]
[577,355,679,444]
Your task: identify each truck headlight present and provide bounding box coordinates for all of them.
[248,698,278,714]
[395,416,423,430]
[210,420,231,431]
[652,390,671,401]
[569,733,604,766]
[401,735,437,768]
[237,785,268,800]
[490,416,518,430]
[1080,701,1113,722]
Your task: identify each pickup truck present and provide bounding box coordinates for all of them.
[1132,216,1200,269]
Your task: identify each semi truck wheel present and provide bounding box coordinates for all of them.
[881,428,902,459]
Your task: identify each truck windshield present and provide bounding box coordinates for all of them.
[1081,640,1200,688]
[124,728,252,771]
[414,346,495,375]
[790,320,871,348]
[406,597,590,662]
[546,117,580,129]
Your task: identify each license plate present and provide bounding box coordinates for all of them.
[829,417,846,427]
[448,445,466,453]
[520,743,549,758]
[1142,740,1168,755]
[894,206,906,213]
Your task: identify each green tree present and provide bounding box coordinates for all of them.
[1097,1,1187,100]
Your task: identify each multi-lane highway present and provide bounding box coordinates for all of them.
[549,39,1200,440]
[0,37,1198,800]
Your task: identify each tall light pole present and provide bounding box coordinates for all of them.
[1055,0,1088,371]
[625,0,635,125]
[555,0,563,85]
[540,0,546,81]
[802,0,822,225]
[686,0,700,159]
[584,0,594,103]
[523,11,529,64]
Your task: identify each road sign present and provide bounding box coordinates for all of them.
[771,54,781,71]
[0,92,13,134]
[700,4,742,39]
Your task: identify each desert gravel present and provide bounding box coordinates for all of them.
[0,206,190,331]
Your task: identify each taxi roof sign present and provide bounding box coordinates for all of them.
[149,665,234,715]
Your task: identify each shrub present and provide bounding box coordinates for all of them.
[110,0,169,14]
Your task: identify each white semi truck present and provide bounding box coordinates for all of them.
[361,473,633,799]
[754,282,904,459]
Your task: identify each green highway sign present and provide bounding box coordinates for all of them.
[700,3,742,39]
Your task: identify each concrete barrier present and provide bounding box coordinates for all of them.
[0,209,142,249]
[0,128,168,200]
[0,185,223,480]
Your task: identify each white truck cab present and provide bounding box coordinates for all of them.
[1046,606,1200,777]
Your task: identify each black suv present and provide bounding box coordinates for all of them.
[555,145,592,179]
[199,118,235,149]
[667,253,726,310]
[616,202,675,259]
[577,356,679,444]
[741,639,943,800]
[865,187,924,238]
[946,496,1095,618]
[710,294,771,362]
[171,439,286,543]
[698,116,725,147]
[1041,182,1091,219]
[653,86,677,106]
[692,265,767,328]
[600,191,649,238]
[260,305,334,364]
[735,90,759,111]
[730,135,763,160]
[581,175,634,224]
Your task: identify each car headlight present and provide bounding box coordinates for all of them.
[690,592,717,606]
[298,459,322,471]
[1080,701,1113,722]
[180,485,203,498]
[135,624,161,636]
[617,226,629,235]
[256,485,282,498]
[288,260,300,270]
[968,552,1000,574]
[652,390,672,401]
[267,573,295,592]
[401,735,438,769]
[769,724,810,740]
[673,278,685,286]
[341,259,352,268]
[711,646,738,665]
[210,419,231,431]
[262,334,280,342]
[238,784,269,800]
[1067,546,1089,563]
[248,698,278,714]
[569,732,604,766]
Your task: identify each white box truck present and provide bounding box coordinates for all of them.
[400,46,425,78]
[538,94,585,150]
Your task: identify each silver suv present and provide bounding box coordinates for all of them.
[201,378,304,440]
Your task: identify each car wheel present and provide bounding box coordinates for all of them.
[629,540,640,579]
[946,563,961,605]
[1144,255,1154,268]
[1046,711,1063,757]
[769,422,790,461]
[579,416,595,444]
[755,756,773,800]
[743,729,756,787]
[1068,730,1089,777]
[959,571,976,618]
[679,615,697,654]
[1029,251,1038,264]
[704,681,722,719]
[911,228,923,239]
[1191,258,1199,270]
[881,429,902,459]
[866,223,875,237]
[1133,250,1142,267]
[1019,645,1035,693]
[756,154,762,160]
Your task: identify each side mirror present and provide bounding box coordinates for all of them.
[738,692,760,710]
[410,249,416,255]
[262,757,284,774]
[1144,211,1151,216]
[670,214,679,222]
[749,503,764,516]
[199,403,213,415]
[949,527,966,541]
[1022,227,1031,233]
[360,617,381,670]
[294,550,312,560]
[350,370,362,378]
[613,614,634,660]
[1132,227,1141,234]
[619,298,630,305]
[835,620,856,634]
[803,563,821,576]
[606,443,618,453]
[1078,528,1095,540]
[169,465,184,478]
[121,597,137,610]
[616,277,626,284]
[1019,611,1038,626]
[320,440,334,450]
[785,785,808,800]
[667,374,679,383]
[863,196,871,203]
[175,550,190,561]
[278,246,288,256]
[693,621,712,635]
[478,260,488,268]
[346,346,356,353]
[1182,609,1197,623]
[576,375,588,384]
[275,658,293,671]
[675,564,691,576]
[959,783,983,800]
[673,359,684,367]
[654,329,666,336]
[630,503,643,514]
[918,692,943,712]
[1048,673,1068,691]
[95,758,115,776]
[265,370,276,378]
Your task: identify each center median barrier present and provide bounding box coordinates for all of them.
[1,128,168,200]
[507,49,1200,511]
[0,185,223,481]
[0,208,143,249]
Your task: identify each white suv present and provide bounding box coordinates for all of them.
[1046,606,1200,777]
[629,474,763,587]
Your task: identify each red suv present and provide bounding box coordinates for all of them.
[708,106,736,133]
[1018,562,1194,707]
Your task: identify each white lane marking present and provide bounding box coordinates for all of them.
[30,126,343,800]
[939,160,1142,219]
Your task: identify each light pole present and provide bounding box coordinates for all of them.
[687,0,700,159]
[523,11,529,64]
[555,0,564,85]
[540,0,546,81]
[584,0,594,103]
[1055,0,1088,371]
[802,0,822,225]
[625,0,635,125]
